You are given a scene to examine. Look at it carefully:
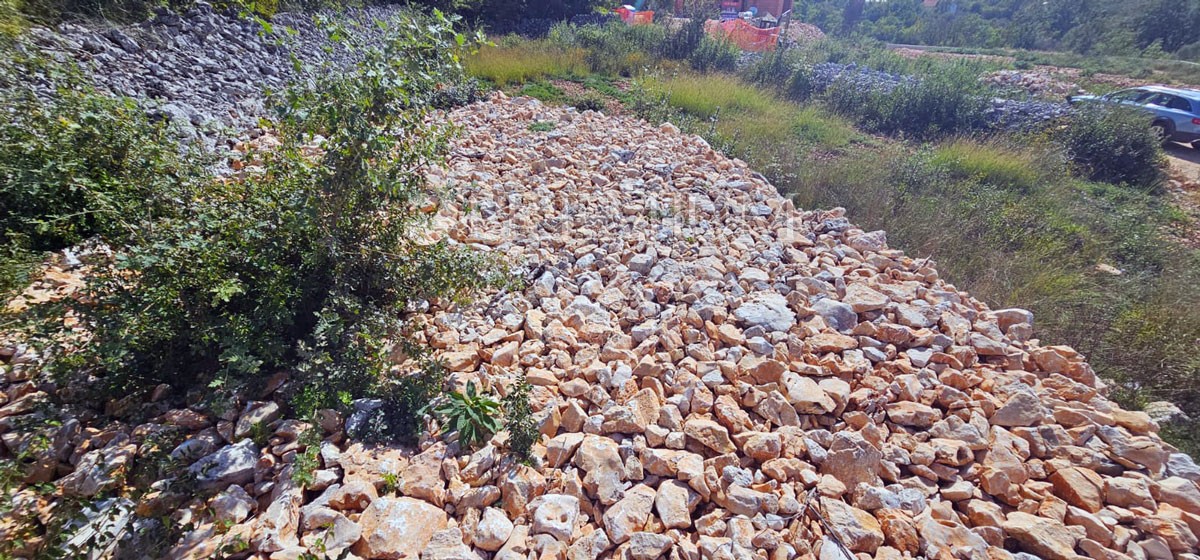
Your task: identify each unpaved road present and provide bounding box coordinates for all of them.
[1167,143,1200,182]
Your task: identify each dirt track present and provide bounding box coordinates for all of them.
[1167,143,1200,182]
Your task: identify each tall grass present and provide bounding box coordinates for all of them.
[637,72,858,157]
[929,138,1057,192]
[642,74,777,118]
[465,41,588,86]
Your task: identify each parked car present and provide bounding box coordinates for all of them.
[1068,86,1200,149]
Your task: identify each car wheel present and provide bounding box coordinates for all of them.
[1151,123,1171,144]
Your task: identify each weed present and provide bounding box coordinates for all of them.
[529,121,556,132]
[688,35,739,73]
[502,374,537,463]
[291,425,322,489]
[569,91,607,112]
[425,381,501,450]
[380,471,400,495]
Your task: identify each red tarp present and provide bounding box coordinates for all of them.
[705,18,780,52]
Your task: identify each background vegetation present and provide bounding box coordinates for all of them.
[797,0,1200,59]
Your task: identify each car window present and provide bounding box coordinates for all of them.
[1166,95,1194,112]
[1143,93,1170,106]
[1146,94,1196,111]
[1108,89,1147,102]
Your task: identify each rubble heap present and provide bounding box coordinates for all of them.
[3,94,1200,560]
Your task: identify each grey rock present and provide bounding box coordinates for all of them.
[188,439,259,490]
[811,297,857,332]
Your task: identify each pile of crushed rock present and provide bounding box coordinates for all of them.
[3,94,1200,560]
[18,2,420,148]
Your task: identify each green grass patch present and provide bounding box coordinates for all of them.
[519,81,565,103]
[528,121,556,132]
[639,72,857,154]
[929,138,1052,191]
[643,73,777,119]
[465,41,588,86]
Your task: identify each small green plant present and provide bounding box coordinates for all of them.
[291,426,322,489]
[380,471,400,495]
[425,381,500,450]
[529,121,557,132]
[570,92,606,112]
[502,374,537,463]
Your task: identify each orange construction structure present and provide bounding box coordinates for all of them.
[616,7,655,25]
[704,18,780,51]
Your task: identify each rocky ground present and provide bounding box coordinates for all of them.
[4,93,1200,559]
[20,2,422,150]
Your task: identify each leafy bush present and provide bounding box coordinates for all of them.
[783,64,816,101]
[660,9,706,60]
[1054,106,1164,189]
[569,91,606,112]
[688,35,739,73]
[548,21,666,76]
[502,374,537,462]
[823,64,987,138]
[426,381,500,449]
[0,48,207,293]
[33,12,504,432]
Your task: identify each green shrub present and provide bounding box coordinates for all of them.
[0,48,207,288]
[569,91,606,112]
[784,64,816,101]
[660,10,706,60]
[426,381,500,449]
[743,49,795,87]
[688,35,740,73]
[1054,106,1164,189]
[824,65,987,138]
[548,21,666,76]
[32,12,504,435]
[502,374,537,462]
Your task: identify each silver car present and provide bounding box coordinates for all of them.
[1069,86,1200,149]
